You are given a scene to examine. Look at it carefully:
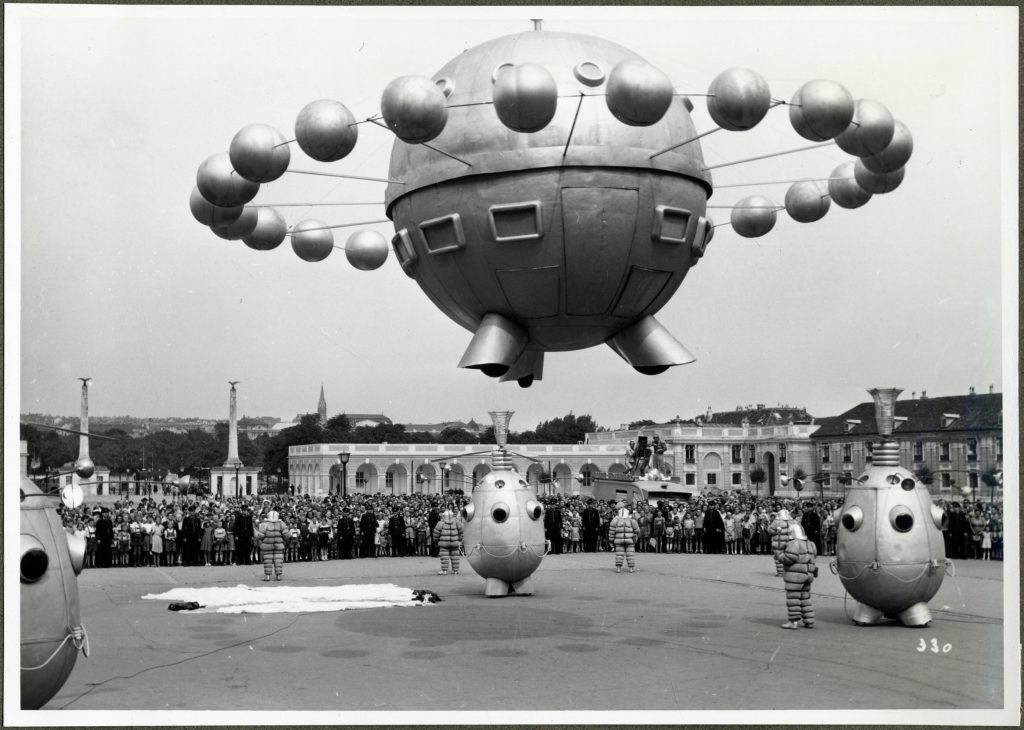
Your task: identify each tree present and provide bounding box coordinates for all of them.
[980,466,1001,504]
[438,426,474,443]
[628,419,657,429]
[534,413,600,444]
[913,464,934,486]
[323,414,352,442]
[749,465,767,498]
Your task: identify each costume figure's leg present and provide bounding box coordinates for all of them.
[625,544,636,570]
[800,586,814,627]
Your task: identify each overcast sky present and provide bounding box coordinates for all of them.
[5,5,1017,431]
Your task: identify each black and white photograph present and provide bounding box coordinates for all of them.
[5,4,1018,726]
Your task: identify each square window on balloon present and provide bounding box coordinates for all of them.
[651,205,692,245]
[488,201,544,243]
[419,213,466,255]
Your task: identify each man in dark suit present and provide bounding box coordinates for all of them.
[359,504,377,558]
[233,504,255,565]
[181,505,203,566]
[95,507,114,568]
[544,498,563,554]
[427,503,441,557]
[702,500,725,554]
[337,507,355,559]
[582,498,601,552]
[801,504,823,555]
[388,508,406,557]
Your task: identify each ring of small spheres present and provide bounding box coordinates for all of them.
[192,63,911,256]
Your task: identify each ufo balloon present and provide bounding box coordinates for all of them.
[190,24,911,386]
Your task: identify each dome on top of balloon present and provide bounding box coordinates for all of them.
[605,59,673,126]
[229,124,291,183]
[211,205,259,240]
[835,99,894,157]
[381,75,449,144]
[197,152,260,208]
[789,79,855,141]
[492,62,558,133]
[295,99,358,162]
[706,67,771,131]
[730,195,778,237]
[860,119,913,174]
[291,219,334,262]
[189,186,243,227]
[785,179,830,223]
[828,161,872,209]
[345,229,389,271]
[242,207,287,251]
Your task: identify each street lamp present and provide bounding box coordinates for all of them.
[338,452,350,498]
[276,467,282,495]
[235,462,242,499]
[439,461,447,496]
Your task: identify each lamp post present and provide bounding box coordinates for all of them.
[439,461,447,496]
[276,467,282,495]
[234,462,242,499]
[338,451,350,498]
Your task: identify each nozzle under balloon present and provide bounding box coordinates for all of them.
[606,315,696,374]
[499,349,544,387]
[458,313,528,377]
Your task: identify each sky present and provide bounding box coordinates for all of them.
[6,4,1017,432]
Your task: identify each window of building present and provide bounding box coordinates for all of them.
[779,444,787,464]
[731,472,742,486]
[685,445,695,463]
[684,473,695,486]
[96,483,103,496]
[748,445,756,463]
[65,474,73,486]
[386,471,395,492]
[940,442,950,462]
[913,442,923,462]
[356,471,367,490]
[941,472,952,489]
[941,413,960,428]
[582,468,594,487]
[969,472,979,491]
[842,443,852,462]
[731,445,741,464]
[820,445,831,464]
[865,442,874,462]
[706,473,718,486]
[246,476,252,495]
[967,438,978,462]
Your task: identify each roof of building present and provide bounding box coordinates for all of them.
[812,392,1002,438]
[700,406,814,427]
[346,414,393,425]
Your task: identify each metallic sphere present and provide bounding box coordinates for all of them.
[854,159,905,194]
[345,229,389,270]
[730,195,778,237]
[789,79,855,141]
[196,152,259,208]
[211,205,259,240]
[380,75,449,144]
[189,186,243,227]
[605,59,673,126]
[492,62,559,133]
[291,219,334,262]
[295,99,358,162]
[706,67,771,131]
[784,180,831,223]
[73,457,95,480]
[229,124,291,183]
[242,207,288,251]
[835,99,895,157]
[860,119,913,174]
[828,162,873,209]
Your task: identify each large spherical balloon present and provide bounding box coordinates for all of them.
[295,99,358,162]
[785,180,831,223]
[380,76,448,144]
[730,195,778,237]
[605,59,673,126]
[211,206,259,240]
[345,229,389,270]
[789,80,855,141]
[835,99,895,157]
[706,67,771,131]
[197,152,259,208]
[860,119,913,173]
[229,124,291,183]
[242,207,288,251]
[492,62,558,133]
[828,162,873,209]
[189,186,243,227]
[854,159,905,194]
[291,219,334,262]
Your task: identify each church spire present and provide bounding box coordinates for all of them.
[318,383,327,422]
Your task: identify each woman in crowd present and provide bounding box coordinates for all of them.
[150,518,164,567]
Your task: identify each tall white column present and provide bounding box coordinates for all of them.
[77,377,92,460]
[225,381,242,466]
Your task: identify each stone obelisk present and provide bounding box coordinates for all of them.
[225,381,242,466]
[77,377,92,461]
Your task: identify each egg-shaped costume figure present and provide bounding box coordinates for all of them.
[384,30,712,384]
[462,469,547,597]
[20,477,87,709]
[833,389,949,627]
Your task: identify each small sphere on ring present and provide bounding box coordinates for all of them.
[380,75,449,144]
[859,119,913,174]
[828,162,873,209]
[789,79,855,141]
[242,207,288,251]
[835,99,895,157]
[605,59,673,126]
[784,180,831,223]
[211,206,259,240]
[197,152,259,208]
[295,100,358,163]
[189,186,243,227]
[730,195,778,238]
[854,159,905,194]
[492,62,558,133]
[706,67,771,131]
[291,219,334,262]
[229,124,291,183]
[345,229,389,270]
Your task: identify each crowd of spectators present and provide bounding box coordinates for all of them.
[57,488,1005,570]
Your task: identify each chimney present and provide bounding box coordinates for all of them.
[969,386,975,395]
[921,390,927,399]
[911,391,916,400]
[989,384,994,394]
